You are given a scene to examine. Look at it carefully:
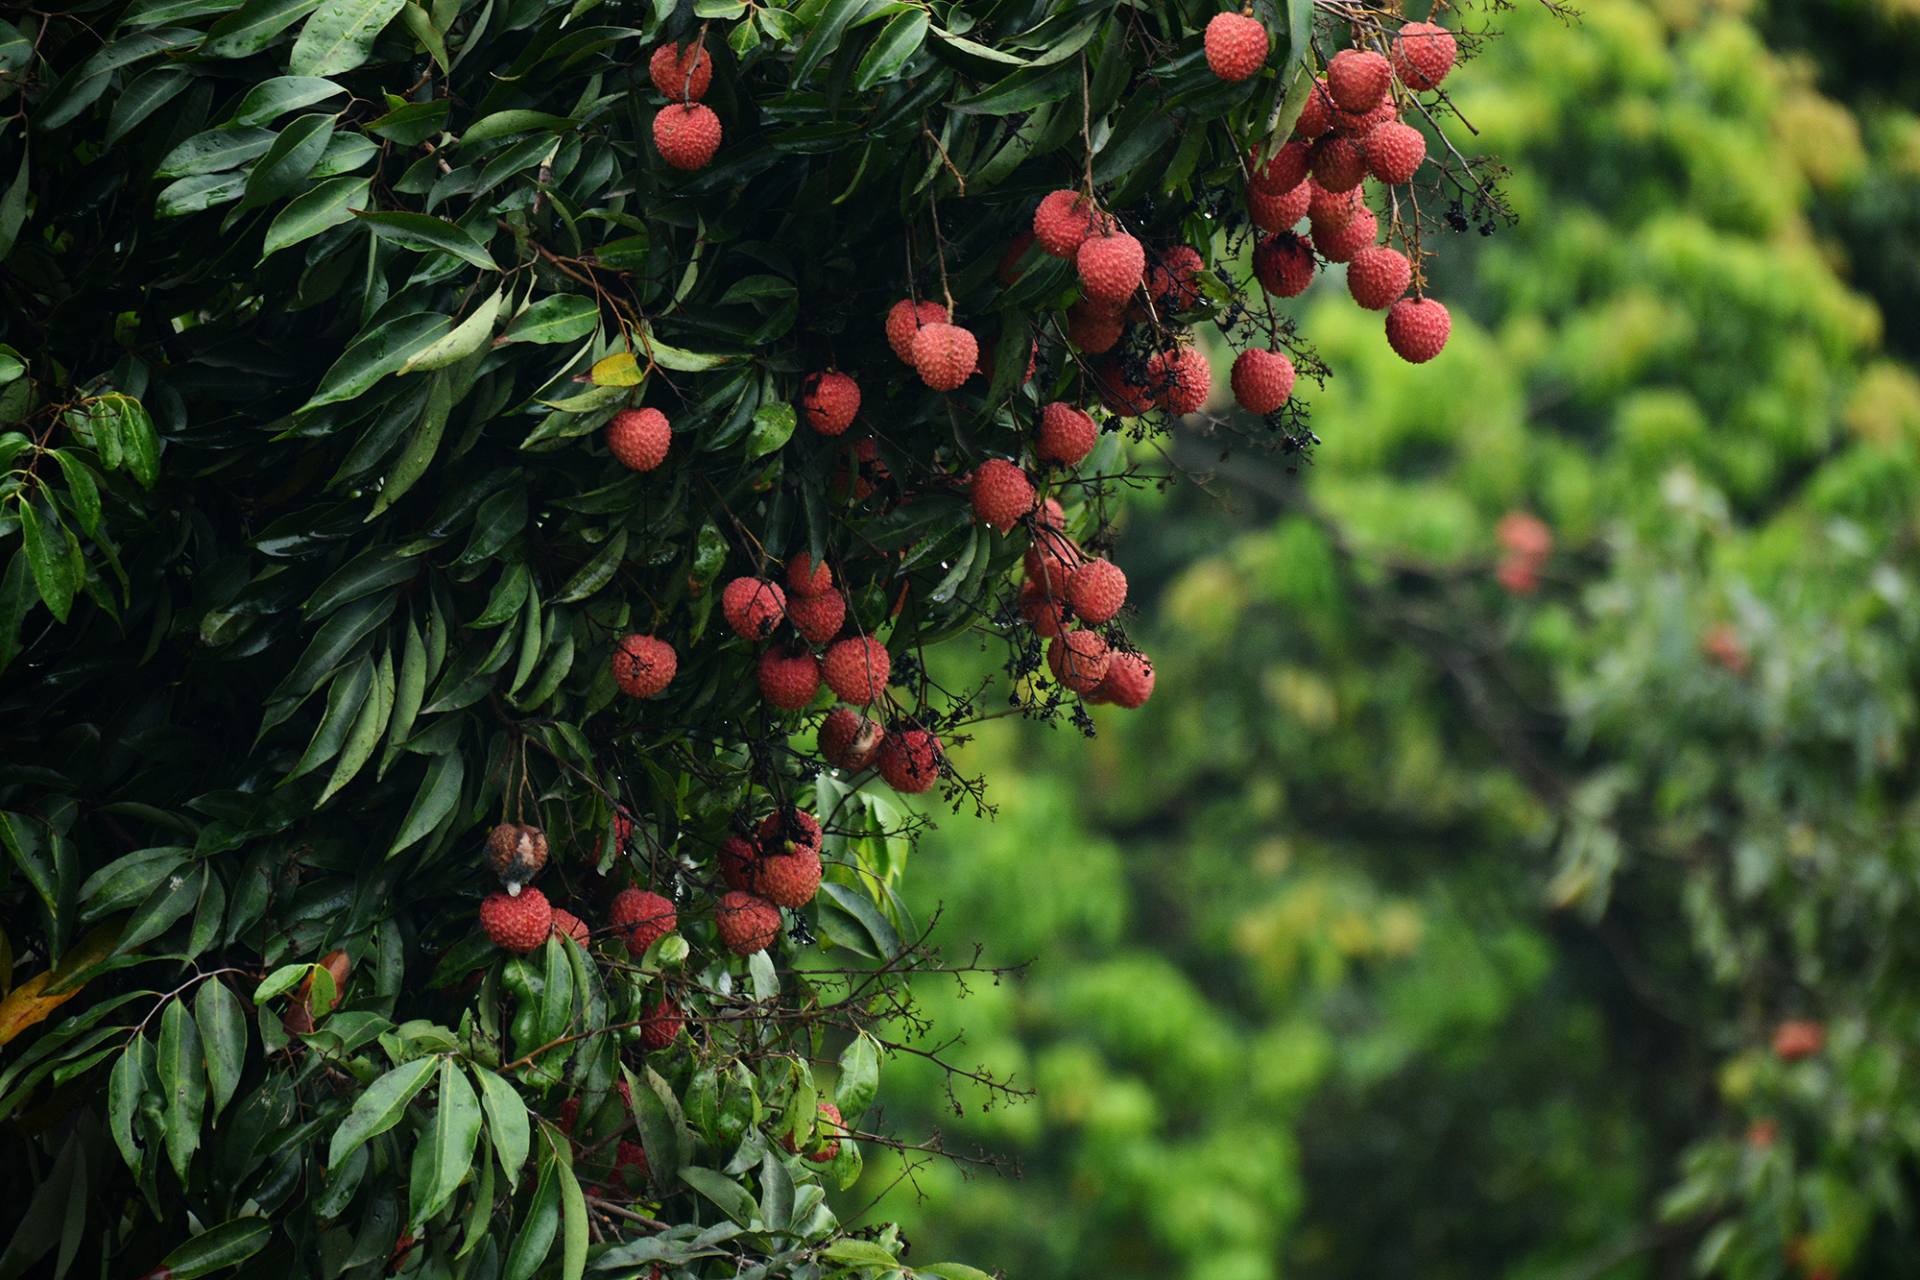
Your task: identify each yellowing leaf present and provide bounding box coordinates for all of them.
[589,352,643,387]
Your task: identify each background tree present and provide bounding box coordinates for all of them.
[0,2,1519,1279]
[868,3,1920,1279]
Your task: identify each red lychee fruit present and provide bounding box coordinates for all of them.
[722,576,787,640]
[1702,623,1750,675]
[1025,533,1085,596]
[1392,21,1457,91]
[911,322,979,392]
[786,588,846,645]
[1308,182,1364,237]
[1231,348,1296,414]
[1093,650,1155,708]
[1327,47,1392,112]
[1032,189,1100,258]
[1048,629,1111,694]
[786,553,832,597]
[1254,233,1315,297]
[877,727,942,793]
[971,459,1036,532]
[1077,231,1145,304]
[1091,359,1155,418]
[821,636,890,704]
[1496,511,1553,560]
[1147,346,1211,415]
[1293,79,1335,140]
[1066,300,1126,353]
[715,891,781,955]
[997,229,1036,286]
[1249,180,1311,234]
[1249,139,1311,194]
[615,1140,650,1182]
[1333,95,1397,138]
[755,808,822,857]
[1347,244,1412,310]
[755,843,821,909]
[802,371,860,436]
[551,909,590,945]
[1205,11,1270,82]
[1385,296,1451,363]
[1037,402,1099,466]
[718,835,758,892]
[758,648,822,709]
[1367,120,1426,184]
[819,707,884,771]
[1066,558,1127,624]
[652,103,722,170]
[610,887,677,957]
[1313,206,1378,263]
[1148,245,1205,312]
[1036,497,1068,533]
[1496,554,1539,595]
[886,298,948,363]
[481,888,553,954]
[786,1101,845,1162]
[606,407,671,471]
[640,997,682,1050]
[1772,1019,1824,1062]
[649,41,712,101]
[612,634,677,698]
[1309,134,1368,192]
[1018,579,1068,638]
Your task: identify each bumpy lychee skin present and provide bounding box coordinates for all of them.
[1066,301,1125,353]
[755,844,822,909]
[1036,497,1067,533]
[1019,579,1068,637]
[1294,79,1335,140]
[1147,347,1211,415]
[553,909,592,946]
[718,836,758,893]
[610,887,677,957]
[1147,245,1205,312]
[606,407,671,471]
[715,891,781,955]
[612,634,677,698]
[1066,558,1128,624]
[486,822,549,891]
[801,371,860,436]
[1347,245,1412,310]
[1037,402,1098,466]
[786,553,832,597]
[640,997,683,1051]
[648,41,712,101]
[1204,11,1270,82]
[1077,232,1145,304]
[1366,120,1426,184]
[1308,182,1364,237]
[821,636,890,704]
[885,298,948,363]
[1094,650,1156,708]
[1385,297,1451,363]
[1392,21,1458,91]
[1249,139,1311,194]
[652,103,722,170]
[758,648,821,709]
[1032,189,1100,258]
[1025,533,1085,596]
[1230,348,1296,414]
[1310,134,1368,193]
[1333,96,1397,138]
[1254,233,1316,298]
[1048,629,1112,694]
[971,459,1036,532]
[819,707,885,771]
[805,1102,845,1162]
[1327,47,1392,112]
[481,888,554,954]
[1249,181,1311,234]
[755,808,822,857]
[1092,359,1155,418]
[615,1140,650,1183]
[786,588,846,646]
[877,727,942,793]
[722,576,787,640]
[911,322,979,392]
[1313,206,1378,264]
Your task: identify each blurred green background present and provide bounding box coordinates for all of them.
[856,2,1920,1278]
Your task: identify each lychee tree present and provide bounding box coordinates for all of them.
[0,2,1514,1277]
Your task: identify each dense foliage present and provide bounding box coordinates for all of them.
[0,1,1521,1279]
[869,3,1920,1278]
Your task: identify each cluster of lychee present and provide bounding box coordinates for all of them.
[1220,17,1460,368]
[1494,509,1552,596]
[649,39,724,171]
